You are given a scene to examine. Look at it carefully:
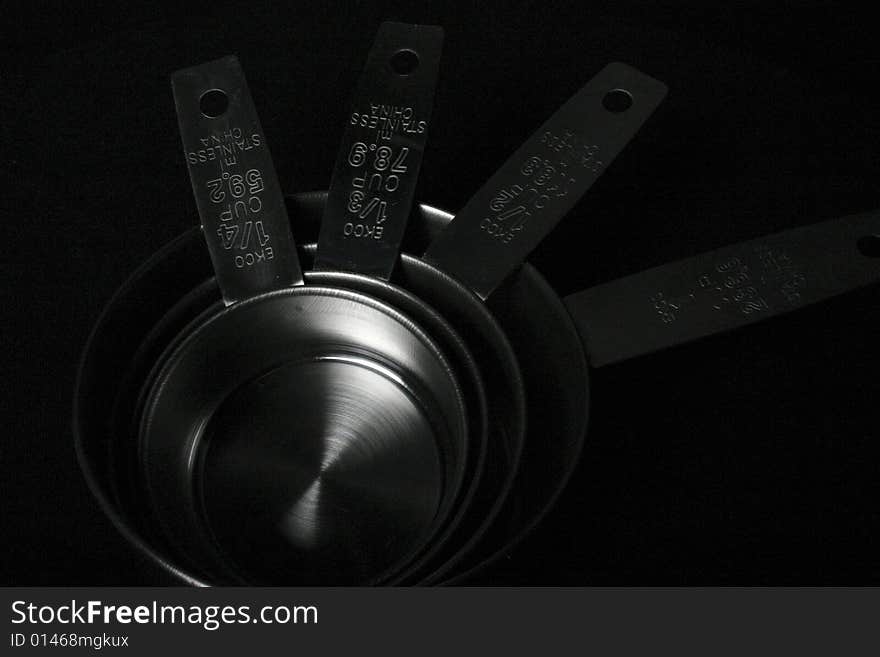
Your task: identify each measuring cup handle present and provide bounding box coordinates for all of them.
[423,62,667,299]
[171,55,304,305]
[564,212,880,367]
[315,22,444,280]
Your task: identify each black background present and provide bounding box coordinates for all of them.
[3,1,879,584]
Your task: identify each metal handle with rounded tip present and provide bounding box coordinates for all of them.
[171,55,303,305]
[566,212,880,366]
[315,21,444,279]
[423,62,667,299]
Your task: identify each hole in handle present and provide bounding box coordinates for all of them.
[390,49,419,76]
[857,234,880,258]
[200,89,229,118]
[602,88,633,113]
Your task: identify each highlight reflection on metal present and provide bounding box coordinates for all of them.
[285,480,322,550]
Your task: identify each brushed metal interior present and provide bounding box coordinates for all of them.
[139,286,469,584]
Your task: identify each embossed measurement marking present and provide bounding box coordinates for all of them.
[315,22,444,278]
[171,55,302,304]
[648,244,806,325]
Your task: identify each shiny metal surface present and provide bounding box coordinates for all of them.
[75,53,880,587]
[141,265,492,584]
[140,287,468,584]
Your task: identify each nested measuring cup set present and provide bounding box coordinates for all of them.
[74,22,880,585]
